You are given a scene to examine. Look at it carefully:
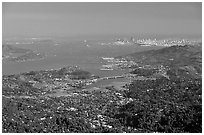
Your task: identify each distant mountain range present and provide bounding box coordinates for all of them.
[7,52,45,62]
[2,44,45,62]
[2,44,32,54]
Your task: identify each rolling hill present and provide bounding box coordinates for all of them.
[122,45,202,79]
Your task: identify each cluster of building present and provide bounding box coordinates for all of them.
[112,38,134,45]
[2,66,100,97]
[3,82,139,133]
[99,37,200,47]
[101,57,137,70]
[136,38,200,46]
[100,37,135,46]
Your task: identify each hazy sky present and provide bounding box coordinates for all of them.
[2,2,202,38]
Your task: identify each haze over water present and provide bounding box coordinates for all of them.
[2,37,164,77]
[2,2,202,76]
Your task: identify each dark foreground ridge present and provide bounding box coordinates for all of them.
[2,45,202,133]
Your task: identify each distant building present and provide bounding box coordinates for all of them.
[130,37,135,43]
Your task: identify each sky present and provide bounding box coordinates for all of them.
[2,2,202,38]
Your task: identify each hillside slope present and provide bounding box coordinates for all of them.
[127,45,201,66]
[123,45,202,79]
